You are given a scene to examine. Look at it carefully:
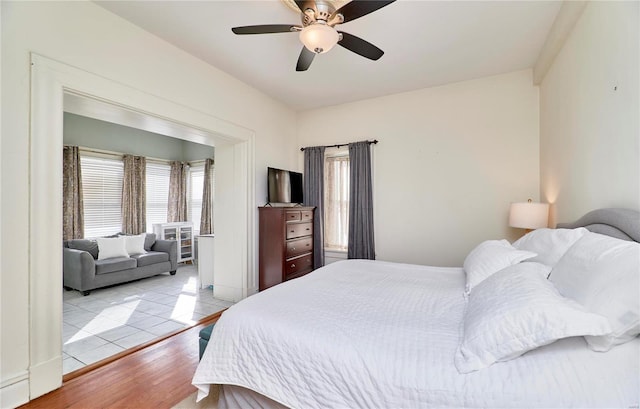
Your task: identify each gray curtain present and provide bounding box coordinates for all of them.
[200,158,214,234]
[62,146,84,239]
[348,141,375,259]
[168,161,188,222]
[303,146,325,269]
[122,155,147,234]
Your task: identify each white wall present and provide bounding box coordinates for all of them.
[64,113,216,162]
[6,0,636,405]
[540,1,640,225]
[298,70,540,267]
[1,1,297,406]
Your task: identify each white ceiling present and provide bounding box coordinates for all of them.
[96,0,562,111]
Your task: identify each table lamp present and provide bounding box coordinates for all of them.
[509,199,549,232]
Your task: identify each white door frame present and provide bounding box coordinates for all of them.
[29,53,255,398]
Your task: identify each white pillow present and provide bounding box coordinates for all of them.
[549,232,640,351]
[455,263,612,374]
[512,227,588,266]
[96,237,129,260]
[125,234,147,255]
[463,239,537,293]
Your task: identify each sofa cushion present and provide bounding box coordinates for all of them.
[125,234,147,255]
[67,239,99,260]
[96,237,129,260]
[144,233,157,252]
[131,251,169,267]
[95,257,137,275]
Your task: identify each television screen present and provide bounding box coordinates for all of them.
[268,167,303,204]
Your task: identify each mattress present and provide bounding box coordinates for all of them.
[193,259,640,408]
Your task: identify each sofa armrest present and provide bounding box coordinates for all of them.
[152,239,178,271]
[63,248,96,290]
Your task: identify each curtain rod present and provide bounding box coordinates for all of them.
[300,139,378,152]
[75,145,168,163]
[70,145,211,165]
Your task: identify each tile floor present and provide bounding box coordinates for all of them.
[62,264,232,374]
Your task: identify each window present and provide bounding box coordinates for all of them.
[146,162,171,233]
[324,153,349,250]
[80,155,124,238]
[80,151,212,238]
[188,163,205,235]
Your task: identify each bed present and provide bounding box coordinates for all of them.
[192,208,640,408]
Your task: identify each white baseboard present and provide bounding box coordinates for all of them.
[213,285,243,302]
[0,372,29,409]
[29,355,62,400]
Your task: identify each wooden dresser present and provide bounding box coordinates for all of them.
[258,206,315,291]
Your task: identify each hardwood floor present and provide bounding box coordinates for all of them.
[20,313,221,409]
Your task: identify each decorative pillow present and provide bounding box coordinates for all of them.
[96,237,129,260]
[549,232,640,351]
[455,264,612,374]
[463,239,537,293]
[144,233,156,251]
[67,239,99,259]
[125,234,147,255]
[512,227,588,267]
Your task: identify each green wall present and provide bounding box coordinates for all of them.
[63,112,215,161]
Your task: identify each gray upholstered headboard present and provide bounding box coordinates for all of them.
[557,208,640,243]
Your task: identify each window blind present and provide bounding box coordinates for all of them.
[80,155,123,238]
[146,162,171,233]
[324,154,350,250]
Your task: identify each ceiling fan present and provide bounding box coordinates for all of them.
[231,0,396,71]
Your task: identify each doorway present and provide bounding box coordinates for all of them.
[60,106,229,375]
[29,54,255,398]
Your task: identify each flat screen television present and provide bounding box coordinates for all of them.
[268,167,303,204]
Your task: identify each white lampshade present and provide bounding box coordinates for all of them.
[299,24,339,54]
[509,201,549,230]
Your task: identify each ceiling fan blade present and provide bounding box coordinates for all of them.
[296,47,315,71]
[294,0,308,12]
[332,0,396,24]
[337,31,384,60]
[231,25,297,35]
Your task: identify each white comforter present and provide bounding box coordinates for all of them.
[193,259,640,408]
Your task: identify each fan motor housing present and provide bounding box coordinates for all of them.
[300,0,339,26]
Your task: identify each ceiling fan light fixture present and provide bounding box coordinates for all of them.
[299,23,339,54]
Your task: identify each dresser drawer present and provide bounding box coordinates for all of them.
[301,210,313,222]
[285,253,313,277]
[285,211,301,222]
[286,237,313,258]
[286,222,312,239]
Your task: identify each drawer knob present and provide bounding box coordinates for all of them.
[305,228,310,231]
[291,263,296,268]
[291,247,296,251]
[290,230,294,233]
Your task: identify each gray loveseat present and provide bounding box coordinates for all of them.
[63,233,178,295]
